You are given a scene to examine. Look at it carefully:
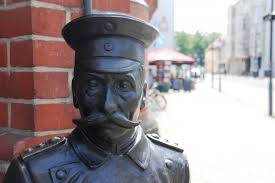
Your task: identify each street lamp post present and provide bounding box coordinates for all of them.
[263,0,275,116]
[218,46,222,92]
[211,46,214,88]
[254,33,259,77]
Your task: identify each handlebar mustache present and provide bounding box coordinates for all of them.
[73,111,140,129]
[109,112,140,129]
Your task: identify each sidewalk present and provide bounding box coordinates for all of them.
[156,80,275,183]
[206,74,274,115]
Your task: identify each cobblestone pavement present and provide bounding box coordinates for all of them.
[156,79,275,183]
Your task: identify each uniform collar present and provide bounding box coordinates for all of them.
[126,126,151,170]
[69,126,151,170]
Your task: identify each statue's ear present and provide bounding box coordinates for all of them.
[140,81,147,109]
[72,78,79,108]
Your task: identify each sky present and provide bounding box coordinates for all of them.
[174,0,239,34]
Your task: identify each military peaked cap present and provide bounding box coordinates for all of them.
[62,13,159,72]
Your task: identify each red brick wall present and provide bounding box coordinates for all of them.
[130,0,149,21]
[146,0,158,19]
[93,0,130,13]
[93,0,152,21]
[0,4,81,129]
[0,1,83,180]
[0,0,157,181]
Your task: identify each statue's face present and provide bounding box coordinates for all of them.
[72,66,145,129]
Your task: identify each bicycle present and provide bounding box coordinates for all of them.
[148,84,167,111]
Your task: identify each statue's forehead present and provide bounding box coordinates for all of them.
[79,70,143,85]
[76,57,141,74]
[83,71,137,79]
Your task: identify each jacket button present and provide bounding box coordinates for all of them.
[56,169,67,180]
[165,159,173,169]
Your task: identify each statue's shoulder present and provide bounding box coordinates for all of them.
[146,133,184,153]
[21,136,67,161]
[5,137,81,183]
[4,136,70,183]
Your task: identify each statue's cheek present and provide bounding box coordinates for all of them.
[77,87,103,109]
[117,92,140,112]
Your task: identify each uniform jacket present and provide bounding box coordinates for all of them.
[4,127,190,183]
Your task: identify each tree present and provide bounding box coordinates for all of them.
[175,31,221,66]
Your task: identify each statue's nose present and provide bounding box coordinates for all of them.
[104,87,117,114]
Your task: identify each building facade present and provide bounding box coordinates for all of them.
[205,37,227,74]
[261,0,275,77]
[225,0,266,76]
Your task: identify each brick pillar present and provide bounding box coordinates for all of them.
[0,0,157,181]
[0,0,83,180]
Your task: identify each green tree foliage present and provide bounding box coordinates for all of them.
[175,31,221,66]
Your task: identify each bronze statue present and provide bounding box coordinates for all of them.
[4,13,190,183]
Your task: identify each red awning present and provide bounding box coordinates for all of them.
[148,48,195,65]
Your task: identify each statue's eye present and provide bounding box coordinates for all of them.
[118,80,133,91]
[88,80,99,88]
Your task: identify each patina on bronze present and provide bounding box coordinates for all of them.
[4,13,190,183]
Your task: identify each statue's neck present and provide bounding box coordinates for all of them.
[79,125,138,155]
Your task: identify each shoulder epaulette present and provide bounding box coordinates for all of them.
[21,136,67,160]
[147,133,184,153]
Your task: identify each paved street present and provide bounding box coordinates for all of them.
[208,74,275,115]
[156,76,275,183]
